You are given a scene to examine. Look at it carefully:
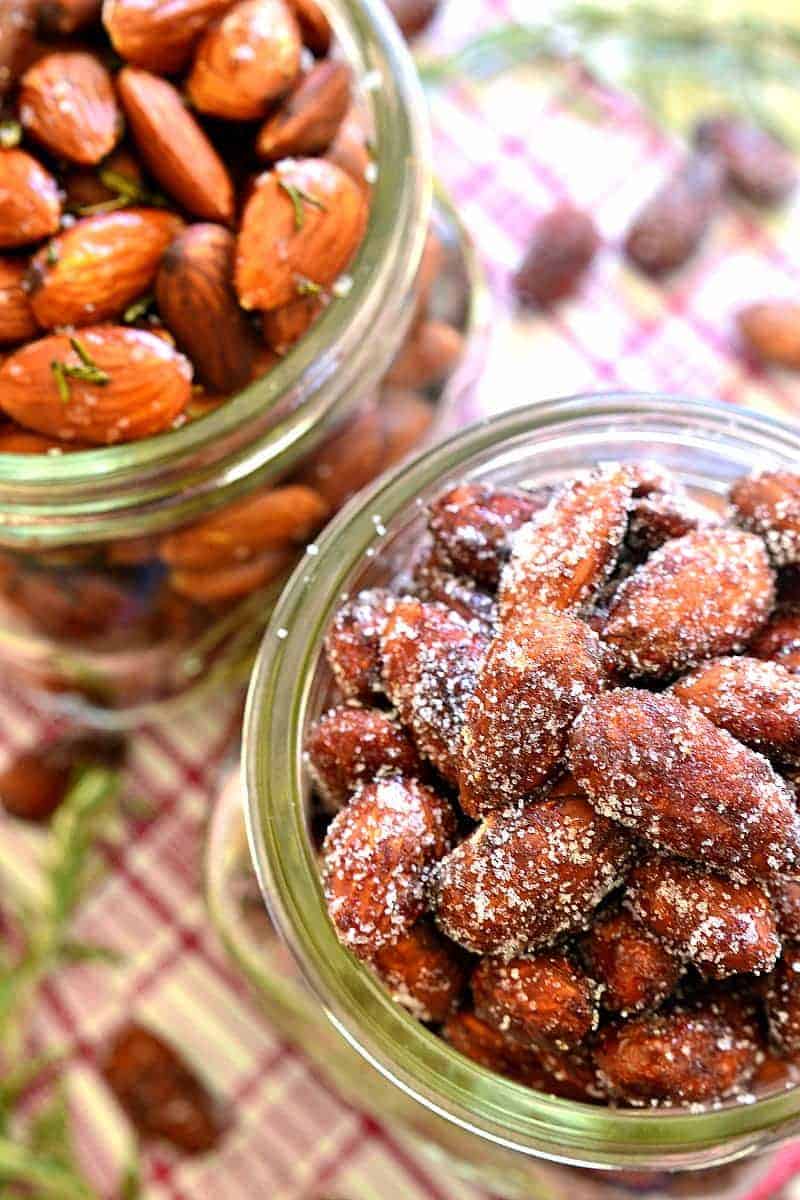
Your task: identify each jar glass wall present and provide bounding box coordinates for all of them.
[241,394,800,1198]
[0,0,485,727]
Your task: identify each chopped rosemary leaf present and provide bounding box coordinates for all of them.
[0,119,21,149]
[96,168,168,209]
[123,293,154,323]
[45,241,59,267]
[50,340,111,399]
[278,178,327,231]
[296,276,322,296]
[50,361,71,405]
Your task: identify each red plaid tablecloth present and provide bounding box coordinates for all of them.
[4,0,800,1195]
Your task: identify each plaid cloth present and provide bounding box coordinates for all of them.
[3,0,800,1195]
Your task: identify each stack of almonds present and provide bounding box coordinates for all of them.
[307,463,800,1108]
[0,0,463,693]
[513,112,800,371]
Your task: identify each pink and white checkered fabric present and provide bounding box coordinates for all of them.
[4,1,800,1196]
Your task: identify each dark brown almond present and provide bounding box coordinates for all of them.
[580,908,682,1016]
[626,491,720,557]
[387,0,439,38]
[102,0,236,74]
[0,732,125,822]
[625,151,724,275]
[695,114,796,206]
[373,920,466,1022]
[305,704,419,809]
[0,0,37,98]
[323,588,393,701]
[765,944,800,1054]
[568,689,800,882]
[730,470,800,566]
[117,67,235,224]
[187,0,302,120]
[286,0,330,55]
[472,953,599,1051]
[28,209,182,329]
[0,149,61,248]
[155,223,257,392]
[427,481,547,586]
[513,205,599,308]
[39,0,102,34]
[256,60,350,160]
[0,257,39,344]
[750,606,800,672]
[20,51,120,166]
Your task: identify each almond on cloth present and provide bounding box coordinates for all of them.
[373,920,466,1022]
[322,776,456,961]
[0,325,192,444]
[730,470,800,566]
[694,114,796,206]
[624,150,724,275]
[580,908,682,1016]
[458,608,606,817]
[568,688,800,882]
[738,303,800,370]
[602,527,775,678]
[432,792,633,958]
[671,655,800,766]
[513,205,599,308]
[472,953,599,1052]
[0,149,61,248]
[256,59,350,159]
[28,209,182,329]
[626,857,781,979]
[305,704,420,808]
[19,51,121,165]
[155,223,258,392]
[187,0,302,120]
[427,481,547,586]
[0,257,38,344]
[102,0,236,74]
[117,67,235,224]
[235,157,367,310]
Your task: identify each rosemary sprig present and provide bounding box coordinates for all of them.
[122,293,155,324]
[296,276,323,297]
[71,169,167,216]
[0,119,21,150]
[50,338,110,402]
[417,8,800,146]
[278,178,328,230]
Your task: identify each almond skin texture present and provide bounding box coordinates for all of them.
[291,399,385,509]
[432,793,633,958]
[751,607,800,673]
[738,303,800,370]
[458,609,606,817]
[256,59,350,159]
[324,588,393,701]
[305,704,419,809]
[412,553,496,632]
[774,880,800,941]
[766,944,800,1054]
[513,205,599,308]
[730,471,800,566]
[472,954,599,1052]
[187,0,302,120]
[39,0,102,35]
[581,908,682,1016]
[20,51,121,166]
[102,0,236,74]
[384,320,464,390]
[168,546,294,602]
[428,482,547,586]
[602,527,775,679]
[373,920,466,1022]
[0,325,192,444]
[380,599,489,786]
[443,1010,552,1088]
[286,0,329,53]
[117,68,235,224]
[626,491,720,557]
[322,777,456,961]
[671,656,800,766]
[627,857,781,979]
[0,149,61,249]
[235,158,367,311]
[160,483,327,569]
[0,0,37,99]
[499,465,632,620]
[594,1000,759,1106]
[155,223,257,392]
[28,209,182,329]
[261,292,326,354]
[0,257,38,344]
[568,689,800,882]
[624,151,724,275]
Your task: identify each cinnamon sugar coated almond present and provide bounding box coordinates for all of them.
[310,460,800,1107]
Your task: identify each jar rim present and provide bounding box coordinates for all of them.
[0,0,432,541]
[244,392,800,1172]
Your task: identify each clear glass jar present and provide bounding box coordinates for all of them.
[232,394,800,1199]
[0,0,484,728]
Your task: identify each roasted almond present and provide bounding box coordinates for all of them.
[20,51,121,166]
[168,546,295,602]
[695,114,796,206]
[62,146,143,214]
[738,302,800,370]
[256,60,350,159]
[624,151,724,275]
[378,386,434,468]
[117,67,235,224]
[0,0,37,98]
[472,953,599,1052]
[235,157,367,310]
[730,470,800,565]
[0,425,75,453]
[292,399,385,509]
[39,0,102,35]
[428,482,546,586]
[28,208,182,329]
[155,223,257,392]
[384,320,464,390]
[373,920,466,1023]
[305,704,419,809]
[261,292,326,354]
[580,908,682,1016]
[160,482,328,569]
[0,149,61,248]
[187,0,302,121]
[102,0,235,74]
[513,205,599,308]
[0,325,192,443]
[0,257,39,344]
[286,0,330,55]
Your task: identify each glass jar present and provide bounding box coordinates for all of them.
[0,0,484,728]
[232,394,800,1199]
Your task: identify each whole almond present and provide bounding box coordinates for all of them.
[39,0,102,34]
[0,149,61,248]
[0,0,37,98]
[236,157,367,310]
[169,546,295,602]
[28,209,182,329]
[20,51,121,166]
[256,60,350,160]
[695,114,796,206]
[385,320,464,389]
[0,257,39,344]
[62,145,143,213]
[102,0,235,74]
[261,292,325,354]
[738,302,800,370]
[625,151,724,275]
[117,67,234,224]
[187,0,302,120]
[0,325,192,443]
[287,0,330,55]
[388,0,439,38]
[155,223,257,392]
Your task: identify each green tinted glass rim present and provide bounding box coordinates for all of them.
[245,394,800,1169]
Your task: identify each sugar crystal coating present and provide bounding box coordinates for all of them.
[472,952,599,1051]
[580,907,682,1016]
[372,919,467,1023]
[730,471,800,567]
[305,704,419,809]
[427,482,546,586]
[765,943,800,1054]
[324,587,393,700]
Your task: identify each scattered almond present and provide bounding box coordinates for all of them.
[256,60,350,159]
[625,151,724,275]
[695,114,796,206]
[738,302,800,370]
[20,51,121,166]
[513,205,599,308]
[102,0,236,74]
[0,257,39,344]
[0,149,61,248]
